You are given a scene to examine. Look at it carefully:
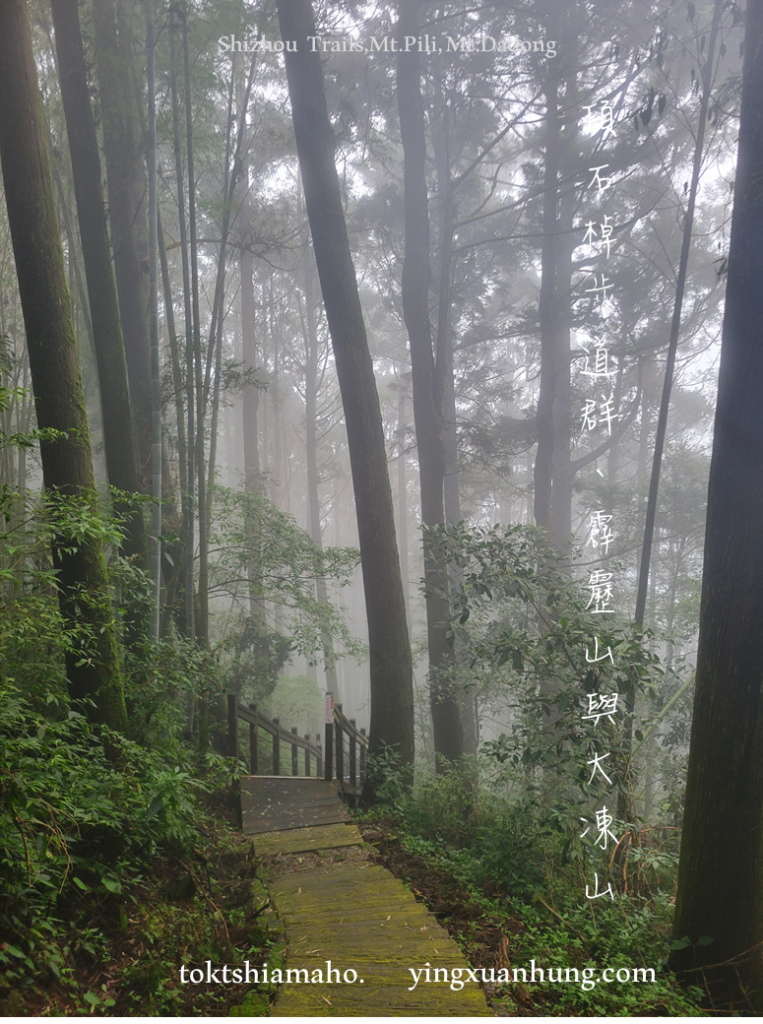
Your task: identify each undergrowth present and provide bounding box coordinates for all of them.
[360,750,707,1017]
[0,530,276,1016]
[0,667,279,1015]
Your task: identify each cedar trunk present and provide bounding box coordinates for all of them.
[275,0,414,777]
[533,56,560,536]
[669,0,763,1007]
[50,0,147,570]
[92,0,152,489]
[241,230,266,623]
[397,0,462,764]
[304,252,339,697]
[0,0,127,732]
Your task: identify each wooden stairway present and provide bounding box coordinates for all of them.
[239,775,492,1016]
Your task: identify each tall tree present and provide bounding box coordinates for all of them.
[50,0,148,572]
[0,0,127,732]
[669,0,763,1007]
[633,0,724,628]
[275,0,414,779]
[145,0,162,641]
[239,170,265,623]
[303,247,339,697]
[92,0,152,489]
[169,5,195,640]
[397,0,462,764]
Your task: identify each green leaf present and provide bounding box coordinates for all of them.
[102,877,122,895]
[73,877,90,891]
[146,794,163,819]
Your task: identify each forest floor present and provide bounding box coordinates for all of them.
[357,817,707,1017]
[4,792,707,1017]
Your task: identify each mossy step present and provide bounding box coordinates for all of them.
[268,862,491,1017]
[254,823,362,858]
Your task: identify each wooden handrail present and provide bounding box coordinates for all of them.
[227,697,324,777]
[325,696,369,802]
[228,692,368,802]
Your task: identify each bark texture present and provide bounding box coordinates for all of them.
[51,0,147,570]
[92,0,152,488]
[669,0,763,1006]
[0,0,127,732]
[397,0,462,764]
[303,251,339,697]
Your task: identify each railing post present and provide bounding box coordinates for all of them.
[304,734,311,776]
[360,727,367,785]
[227,694,238,760]
[335,705,344,789]
[316,734,323,777]
[349,718,357,789]
[324,693,334,782]
[291,727,299,775]
[272,718,280,776]
[249,703,259,774]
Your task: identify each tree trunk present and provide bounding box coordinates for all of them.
[91,0,152,490]
[534,15,578,555]
[669,0,763,1006]
[48,138,96,368]
[240,191,266,622]
[431,69,476,755]
[396,0,461,765]
[396,386,410,622]
[275,0,414,781]
[169,9,195,640]
[146,0,162,641]
[158,221,187,636]
[241,243,260,496]
[550,141,576,553]
[303,248,339,697]
[533,48,560,536]
[634,0,723,630]
[0,0,127,732]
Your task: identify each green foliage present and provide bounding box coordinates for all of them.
[363,512,700,1014]
[426,521,679,816]
[363,742,409,811]
[0,674,210,987]
[364,762,704,1016]
[209,486,364,661]
[0,488,237,1007]
[221,614,292,707]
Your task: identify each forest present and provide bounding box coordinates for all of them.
[1,0,762,1015]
